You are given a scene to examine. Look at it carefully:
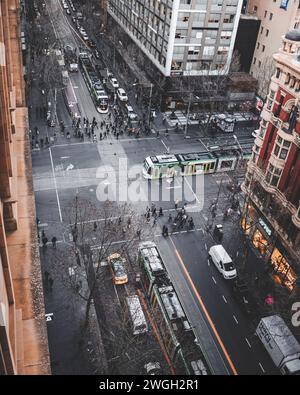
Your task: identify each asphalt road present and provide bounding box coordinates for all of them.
[31,0,280,376]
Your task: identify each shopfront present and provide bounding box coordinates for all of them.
[270,246,297,291]
[241,203,298,291]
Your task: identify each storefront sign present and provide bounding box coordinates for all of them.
[259,218,272,237]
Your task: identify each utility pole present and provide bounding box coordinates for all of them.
[148,83,153,128]
[184,93,192,138]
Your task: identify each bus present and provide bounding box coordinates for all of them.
[79,52,109,114]
[126,295,148,335]
[142,147,250,179]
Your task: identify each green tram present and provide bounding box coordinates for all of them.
[79,52,109,114]
[143,147,252,179]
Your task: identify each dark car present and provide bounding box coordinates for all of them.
[89,39,96,49]
[232,279,259,315]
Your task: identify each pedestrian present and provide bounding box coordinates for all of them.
[116,132,119,140]
[152,207,157,217]
[159,207,163,216]
[156,130,160,138]
[136,229,141,240]
[44,270,50,283]
[168,213,172,223]
[127,218,131,229]
[42,230,46,238]
[42,236,48,247]
[48,277,54,291]
[93,221,97,231]
[152,217,157,227]
[51,236,57,248]
[175,200,179,210]
[146,211,151,222]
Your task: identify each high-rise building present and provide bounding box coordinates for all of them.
[0,0,50,374]
[108,0,243,77]
[242,30,300,293]
[246,0,300,98]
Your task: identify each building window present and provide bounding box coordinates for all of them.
[271,249,297,291]
[273,136,291,160]
[266,163,282,187]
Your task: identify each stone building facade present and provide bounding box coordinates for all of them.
[0,0,50,374]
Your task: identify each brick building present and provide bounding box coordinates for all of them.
[0,0,50,374]
[242,29,300,293]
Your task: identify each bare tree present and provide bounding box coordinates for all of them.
[254,55,275,100]
[49,197,149,327]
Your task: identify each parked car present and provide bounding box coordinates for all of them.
[108,253,128,285]
[66,7,71,15]
[71,16,77,24]
[117,88,128,102]
[109,76,119,89]
[89,39,96,49]
[144,362,161,375]
[94,49,100,59]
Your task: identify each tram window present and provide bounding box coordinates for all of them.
[210,162,215,170]
[220,160,234,169]
[148,167,152,175]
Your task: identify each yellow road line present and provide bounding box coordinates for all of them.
[171,241,238,375]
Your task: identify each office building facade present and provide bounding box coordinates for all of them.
[246,0,300,98]
[108,0,243,77]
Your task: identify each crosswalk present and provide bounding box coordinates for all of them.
[165,111,200,127]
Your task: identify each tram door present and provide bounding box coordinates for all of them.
[184,164,195,176]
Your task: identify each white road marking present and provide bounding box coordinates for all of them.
[113,285,121,306]
[222,295,228,304]
[259,363,265,373]
[233,315,239,324]
[207,259,210,266]
[205,243,207,251]
[49,147,63,223]
[37,223,48,228]
[166,185,182,190]
[212,276,217,284]
[60,156,70,159]
[160,139,169,152]
[245,338,252,348]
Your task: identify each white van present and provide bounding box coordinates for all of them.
[208,245,237,280]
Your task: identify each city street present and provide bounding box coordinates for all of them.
[29,0,279,376]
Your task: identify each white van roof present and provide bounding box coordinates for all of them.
[210,245,232,264]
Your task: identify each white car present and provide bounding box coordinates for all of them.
[117,88,128,102]
[62,2,68,9]
[126,105,137,120]
[109,77,119,89]
[66,8,71,14]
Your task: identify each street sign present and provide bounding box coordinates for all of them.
[45,313,54,322]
